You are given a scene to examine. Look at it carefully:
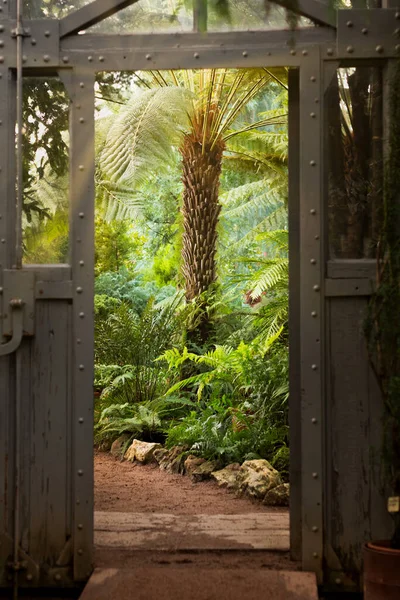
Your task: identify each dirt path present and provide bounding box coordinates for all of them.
[94,450,286,515]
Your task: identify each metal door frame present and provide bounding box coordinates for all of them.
[0,0,398,592]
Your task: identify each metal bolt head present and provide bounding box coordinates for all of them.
[79,117,85,123]
[310,76,316,82]
[0,57,4,64]
[361,28,368,35]
[375,45,384,54]
[313,552,318,558]
[396,45,400,53]
[311,311,317,317]
[78,523,83,530]
[0,41,4,48]
[31,38,36,45]
[310,258,316,265]
[311,364,317,371]
[310,112,316,119]
[79,417,84,424]
[79,364,84,371]
[0,25,3,32]
[76,287,83,294]
[79,260,84,266]
[194,52,199,59]
[79,212,84,218]
[99,56,105,62]
[43,55,50,63]
[62,56,69,63]
[78,470,83,476]
[54,573,61,581]
[88,56,93,62]
[302,50,308,56]
[313,285,320,292]
[290,49,296,56]
[312,472,318,479]
[311,417,317,424]
[326,48,333,56]
[310,160,316,166]
[78,549,83,555]
[78,165,84,171]
[145,54,152,60]
[396,11,400,19]
[346,20,353,27]
[242,51,248,57]
[346,46,354,54]
[79,312,85,318]
[312,526,319,532]
[45,30,51,37]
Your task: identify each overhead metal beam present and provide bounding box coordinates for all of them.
[59,0,140,38]
[272,0,336,28]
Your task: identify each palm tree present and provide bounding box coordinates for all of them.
[99,68,287,344]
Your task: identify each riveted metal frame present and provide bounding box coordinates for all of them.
[68,69,95,582]
[0,0,398,593]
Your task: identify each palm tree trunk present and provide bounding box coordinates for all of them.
[180,131,225,345]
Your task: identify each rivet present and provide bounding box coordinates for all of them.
[77,338,81,344]
[396,11,400,19]
[314,98,319,103]
[395,28,400,36]
[22,55,27,63]
[79,212,84,218]
[78,549,83,555]
[311,417,317,424]
[346,45,354,54]
[290,49,296,56]
[79,117,85,123]
[77,470,83,476]
[310,209,316,214]
[0,41,4,48]
[77,523,83,529]
[346,20,353,27]
[310,258,316,264]
[79,312,85,318]
[194,52,199,58]
[0,57,4,64]
[242,51,248,57]
[99,56,104,62]
[80,82,85,88]
[0,25,3,32]
[79,417,84,424]
[375,45,384,53]
[313,552,319,558]
[312,472,318,479]
[145,54,152,60]
[44,30,51,37]
[311,364,317,370]
[302,50,308,56]
[0,287,3,293]
[314,234,320,240]
[43,54,50,62]
[88,56,93,62]
[78,165,84,171]
[79,364,84,370]
[54,574,61,582]
[31,38,36,45]
[311,311,317,317]
[310,112,316,119]
[310,160,316,166]
[76,499,80,505]
[312,526,319,532]
[26,573,33,581]
[1,238,5,243]
[79,260,84,266]
[313,285,320,292]
[310,76,316,82]
[335,578,342,585]
[361,28,368,35]
[0,120,2,125]
[326,48,334,56]
[396,45,400,52]
[76,287,83,293]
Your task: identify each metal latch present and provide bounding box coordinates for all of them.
[0,270,35,356]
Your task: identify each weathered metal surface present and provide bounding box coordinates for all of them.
[327,259,377,279]
[337,8,400,58]
[80,568,318,600]
[325,278,374,297]
[60,0,140,38]
[2,269,35,336]
[324,297,392,589]
[299,49,324,581]
[288,67,302,562]
[69,70,95,582]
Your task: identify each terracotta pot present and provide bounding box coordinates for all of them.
[364,541,400,599]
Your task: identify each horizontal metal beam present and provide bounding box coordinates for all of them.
[60,0,140,39]
[59,28,335,71]
[337,8,400,58]
[325,277,374,297]
[326,260,376,280]
[272,0,336,28]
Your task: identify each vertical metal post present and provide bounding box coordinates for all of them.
[288,67,302,562]
[69,69,95,582]
[299,48,324,581]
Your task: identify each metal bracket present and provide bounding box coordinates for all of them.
[2,19,59,69]
[1,533,40,585]
[337,8,400,58]
[2,270,35,337]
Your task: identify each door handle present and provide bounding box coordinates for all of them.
[0,299,24,357]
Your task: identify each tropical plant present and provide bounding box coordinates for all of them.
[99,68,287,343]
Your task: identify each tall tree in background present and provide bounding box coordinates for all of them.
[99,68,287,343]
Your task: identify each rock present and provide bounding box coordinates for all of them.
[263,483,290,507]
[184,455,206,476]
[124,439,162,464]
[237,459,282,500]
[153,448,169,465]
[158,446,189,474]
[110,434,131,458]
[211,463,241,490]
[191,460,219,483]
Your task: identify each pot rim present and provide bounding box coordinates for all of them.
[366,540,400,555]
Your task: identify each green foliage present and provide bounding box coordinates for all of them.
[95,218,144,275]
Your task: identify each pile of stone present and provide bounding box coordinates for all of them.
[110,437,289,507]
